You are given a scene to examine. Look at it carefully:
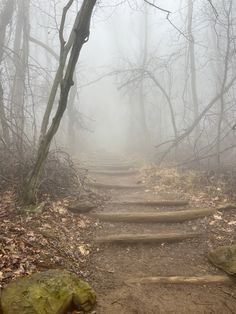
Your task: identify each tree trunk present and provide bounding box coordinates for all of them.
[187,0,200,142]
[10,0,30,153]
[216,0,232,167]
[23,0,97,205]
[138,3,150,149]
[67,73,78,152]
[0,0,15,145]
[146,71,178,140]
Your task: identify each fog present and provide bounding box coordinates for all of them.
[1,0,236,189]
[1,2,236,312]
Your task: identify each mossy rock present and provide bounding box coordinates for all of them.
[0,269,96,314]
[208,245,236,275]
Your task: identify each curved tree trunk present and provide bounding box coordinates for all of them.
[23,0,97,205]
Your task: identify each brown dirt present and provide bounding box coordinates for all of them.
[85,155,236,314]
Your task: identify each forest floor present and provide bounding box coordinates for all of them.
[1,153,236,313]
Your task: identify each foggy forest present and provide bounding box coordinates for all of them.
[1,0,236,313]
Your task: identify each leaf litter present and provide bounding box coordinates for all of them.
[0,190,97,288]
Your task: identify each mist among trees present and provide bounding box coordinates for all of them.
[1,1,236,313]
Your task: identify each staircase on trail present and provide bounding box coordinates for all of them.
[81,153,235,314]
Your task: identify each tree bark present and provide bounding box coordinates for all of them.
[145,71,178,140]
[0,0,15,145]
[23,0,97,204]
[138,2,150,148]
[39,1,85,140]
[216,0,232,167]
[10,0,30,153]
[187,0,200,140]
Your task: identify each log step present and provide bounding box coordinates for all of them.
[89,182,144,190]
[89,170,139,176]
[125,275,234,285]
[88,165,134,171]
[91,208,215,223]
[95,232,201,244]
[110,200,189,207]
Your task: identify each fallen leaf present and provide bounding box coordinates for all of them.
[213,214,222,220]
[228,221,236,226]
[78,245,89,256]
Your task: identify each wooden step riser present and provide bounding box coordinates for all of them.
[89,183,144,190]
[125,275,234,285]
[87,166,134,171]
[91,208,215,223]
[95,233,201,244]
[89,170,139,176]
[109,200,189,207]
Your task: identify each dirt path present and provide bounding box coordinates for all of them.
[84,154,236,314]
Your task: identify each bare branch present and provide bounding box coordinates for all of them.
[29,36,59,61]
[144,0,189,41]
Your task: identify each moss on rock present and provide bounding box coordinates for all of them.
[208,245,236,275]
[0,269,96,314]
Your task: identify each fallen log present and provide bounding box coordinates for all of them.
[89,182,144,190]
[95,232,201,244]
[125,275,234,285]
[110,200,189,207]
[91,208,215,223]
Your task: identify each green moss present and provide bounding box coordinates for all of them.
[208,245,236,275]
[1,270,96,314]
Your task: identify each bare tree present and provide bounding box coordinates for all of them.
[23,0,97,205]
[10,0,30,153]
[138,2,150,146]
[0,0,15,146]
[187,0,199,136]
[215,0,233,167]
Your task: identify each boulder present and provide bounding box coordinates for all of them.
[0,269,96,314]
[208,245,236,275]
